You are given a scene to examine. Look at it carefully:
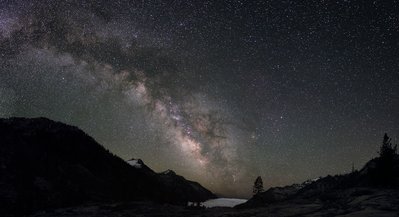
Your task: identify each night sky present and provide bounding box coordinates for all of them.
[0,0,398,198]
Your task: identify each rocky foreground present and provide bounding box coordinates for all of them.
[28,188,399,217]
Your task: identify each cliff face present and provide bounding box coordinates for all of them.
[0,117,215,216]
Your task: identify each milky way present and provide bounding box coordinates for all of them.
[0,1,253,196]
[1,0,398,198]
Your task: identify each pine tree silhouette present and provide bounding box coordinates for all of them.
[373,133,399,186]
[253,176,264,195]
[379,133,397,159]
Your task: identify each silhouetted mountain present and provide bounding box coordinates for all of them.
[0,117,215,216]
[125,160,216,202]
[237,153,399,209]
[157,169,216,202]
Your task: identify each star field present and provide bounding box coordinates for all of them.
[0,0,398,198]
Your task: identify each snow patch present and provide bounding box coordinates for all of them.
[301,177,321,186]
[203,198,247,208]
[127,159,142,168]
[162,169,174,175]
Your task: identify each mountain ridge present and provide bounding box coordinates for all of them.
[0,117,215,216]
[237,144,399,209]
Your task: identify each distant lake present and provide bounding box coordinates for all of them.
[203,198,248,208]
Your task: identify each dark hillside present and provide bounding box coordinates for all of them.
[0,117,215,216]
